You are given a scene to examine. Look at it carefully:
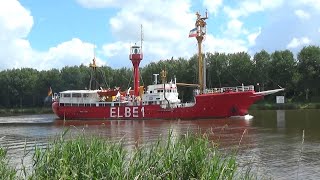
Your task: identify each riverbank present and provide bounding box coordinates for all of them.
[0,131,254,179]
[250,102,320,110]
[0,107,52,117]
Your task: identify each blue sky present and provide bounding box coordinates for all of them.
[0,0,319,70]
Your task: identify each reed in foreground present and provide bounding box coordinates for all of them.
[30,131,249,179]
[0,147,17,180]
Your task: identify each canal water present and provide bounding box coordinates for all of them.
[0,109,319,179]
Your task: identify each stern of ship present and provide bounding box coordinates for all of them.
[52,102,61,118]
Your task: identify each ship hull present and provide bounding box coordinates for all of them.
[52,91,263,120]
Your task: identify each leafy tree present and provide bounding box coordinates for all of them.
[269,50,298,98]
[253,50,271,91]
[206,52,228,87]
[36,69,61,106]
[1,46,320,108]
[227,52,253,86]
[297,45,320,101]
[60,66,88,90]
[4,68,39,107]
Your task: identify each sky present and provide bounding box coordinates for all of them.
[0,0,319,70]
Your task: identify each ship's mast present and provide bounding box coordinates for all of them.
[194,11,208,94]
[89,46,98,90]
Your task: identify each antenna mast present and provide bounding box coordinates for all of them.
[140,24,144,52]
[89,44,98,90]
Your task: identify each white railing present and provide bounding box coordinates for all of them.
[205,85,255,94]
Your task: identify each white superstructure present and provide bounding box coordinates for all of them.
[142,81,181,107]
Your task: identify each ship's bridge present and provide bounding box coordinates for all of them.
[141,82,180,107]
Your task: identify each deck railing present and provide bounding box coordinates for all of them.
[205,85,255,94]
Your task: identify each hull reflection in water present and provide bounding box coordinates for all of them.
[53,118,252,148]
[1,110,320,179]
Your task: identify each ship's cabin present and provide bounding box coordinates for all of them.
[58,90,100,104]
[57,90,131,107]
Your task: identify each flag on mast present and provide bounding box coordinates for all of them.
[48,87,52,96]
[188,27,197,37]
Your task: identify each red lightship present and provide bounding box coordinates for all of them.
[52,11,283,120]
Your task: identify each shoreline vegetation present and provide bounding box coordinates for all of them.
[0,130,254,179]
[1,102,319,117]
[1,46,320,111]
[0,107,52,117]
[249,102,320,110]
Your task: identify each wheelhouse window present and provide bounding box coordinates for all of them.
[63,94,71,98]
[83,93,89,98]
[72,93,81,98]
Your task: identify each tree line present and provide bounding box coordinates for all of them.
[0,45,319,108]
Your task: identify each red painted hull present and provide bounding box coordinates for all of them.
[52,91,263,120]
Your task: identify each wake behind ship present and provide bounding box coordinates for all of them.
[52,11,284,120]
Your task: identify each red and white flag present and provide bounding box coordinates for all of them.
[188,27,197,37]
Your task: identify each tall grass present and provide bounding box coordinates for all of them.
[30,130,242,179]
[0,130,254,179]
[0,147,17,180]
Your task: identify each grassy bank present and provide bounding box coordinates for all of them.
[0,148,16,179]
[1,131,254,179]
[0,107,52,117]
[250,102,320,110]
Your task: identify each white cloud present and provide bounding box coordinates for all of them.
[294,0,320,11]
[295,9,310,20]
[42,38,105,69]
[81,0,261,67]
[0,0,33,39]
[287,37,311,49]
[102,41,130,57]
[223,0,284,18]
[0,0,34,69]
[7,0,318,71]
[0,0,105,70]
[247,28,261,46]
[203,0,223,15]
[100,0,198,67]
[76,0,125,8]
[221,0,284,52]
[204,34,248,53]
[225,19,246,37]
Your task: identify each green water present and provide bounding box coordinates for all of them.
[0,109,319,179]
